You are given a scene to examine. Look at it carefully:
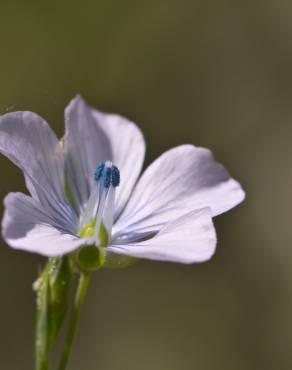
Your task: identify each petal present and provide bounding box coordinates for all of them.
[2,192,91,256]
[114,145,245,236]
[64,95,145,217]
[108,208,216,264]
[0,111,76,227]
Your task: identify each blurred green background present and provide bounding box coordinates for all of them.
[0,0,291,369]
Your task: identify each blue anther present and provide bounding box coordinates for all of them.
[94,162,120,188]
[94,163,105,182]
[111,166,120,187]
[104,167,112,188]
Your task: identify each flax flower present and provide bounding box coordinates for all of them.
[0,96,245,264]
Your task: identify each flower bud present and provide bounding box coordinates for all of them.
[48,256,73,344]
[35,255,73,367]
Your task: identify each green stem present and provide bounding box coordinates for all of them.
[37,356,49,370]
[58,272,91,370]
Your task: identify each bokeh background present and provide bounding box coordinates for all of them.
[0,1,291,369]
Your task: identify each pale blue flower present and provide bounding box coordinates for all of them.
[0,96,245,264]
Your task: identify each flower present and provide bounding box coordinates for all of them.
[0,96,245,265]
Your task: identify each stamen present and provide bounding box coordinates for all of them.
[94,161,120,188]
[94,163,105,182]
[111,166,120,187]
[79,161,120,244]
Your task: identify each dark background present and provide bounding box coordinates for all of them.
[0,1,291,369]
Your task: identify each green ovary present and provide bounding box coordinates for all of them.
[77,221,109,272]
[79,220,109,248]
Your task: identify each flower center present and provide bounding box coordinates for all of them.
[78,161,120,246]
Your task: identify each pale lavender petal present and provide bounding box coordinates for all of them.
[0,111,76,228]
[2,192,90,256]
[108,208,216,264]
[114,145,245,237]
[64,95,145,217]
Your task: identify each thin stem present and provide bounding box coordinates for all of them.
[58,272,91,370]
[37,356,49,370]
